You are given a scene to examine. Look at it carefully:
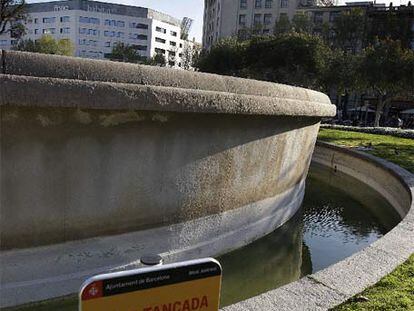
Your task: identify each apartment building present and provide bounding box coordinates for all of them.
[0,0,194,68]
[203,0,414,50]
[203,0,310,49]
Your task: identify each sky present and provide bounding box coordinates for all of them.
[28,0,410,43]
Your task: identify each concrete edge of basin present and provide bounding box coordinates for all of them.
[0,50,335,117]
[0,74,335,117]
[222,141,414,311]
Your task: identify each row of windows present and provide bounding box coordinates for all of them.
[240,0,288,9]
[28,27,70,34]
[130,22,149,29]
[104,19,125,27]
[78,39,150,51]
[79,28,99,36]
[155,27,178,37]
[27,16,70,24]
[129,33,148,40]
[239,13,272,26]
[155,37,179,47]
[79,39,99,46]
[79,16,100,24]
[104,30,124,38]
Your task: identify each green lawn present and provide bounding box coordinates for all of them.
[318,129,414,311]
[332,254,414,311]
[318,129,414,173]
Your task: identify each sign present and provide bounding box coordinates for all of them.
[79,258,222,311]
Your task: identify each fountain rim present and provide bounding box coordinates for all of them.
[0,50,335,117]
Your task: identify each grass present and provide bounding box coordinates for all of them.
[332,254,414,311]
[318,129,414,173]
[318,129,414,311]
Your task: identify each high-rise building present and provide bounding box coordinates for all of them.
[0,0,197,68]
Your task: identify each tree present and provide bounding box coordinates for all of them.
[274,15,292,35]
[359,39,414,126]
[145,53,166,67]
[195,33,332,89]
[332,8,366,54]
[366,7,414,50]
[16,35,74,56]
[109,42,143,63]
[0,0,26,35]
[244,32,332,89]
[322,50,362,119]
[181,41,193,70]
[195,37,246,76]
[291,13,314,34]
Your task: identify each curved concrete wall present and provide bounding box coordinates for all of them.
[224,142,414,311]
[0,51,335,307]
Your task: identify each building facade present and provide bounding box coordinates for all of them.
[203,0,312,49]
[0,0,195,68]
[203,0,414,50]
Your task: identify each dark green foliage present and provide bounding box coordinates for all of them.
[194,37,247,76]
[196,33,332,89]
[0,0,26,35]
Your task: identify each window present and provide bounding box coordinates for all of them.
[170,30,177,36]
[130,33,148,40]
[168,61,175,67]
[43,17,56,23]
[34,29,39,34]
[314,12,323,24]
[130,22,149,29]
[264,14,272,25]
[134,45,147,51]
[170,41,176,46]
[329,11,340,22]
[155,37,166,44]
[60,16,70,23]
[105,19,110,26]
[179,43,183,48]
[169,51,176,57]
[60,27,70,34]
[42,28,55,34]
[0,40,9,45]
[117,21,125,27]
[254,14,262,25]
[80,17,99,24]
[117,32,124,38]
[104,30,115,37]
[156,26,166,34]
[79,28,87,34]
[265,0,273,8]
[105,41,111,47]
[263,29,270,34]
[34,18,38,24]
[239,14,246,26]
[79,16,89,23]
[255,0,262,8]
[240,0,247,9]
[280,0,288,8]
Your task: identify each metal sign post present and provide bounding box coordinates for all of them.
[79,258,222,311]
